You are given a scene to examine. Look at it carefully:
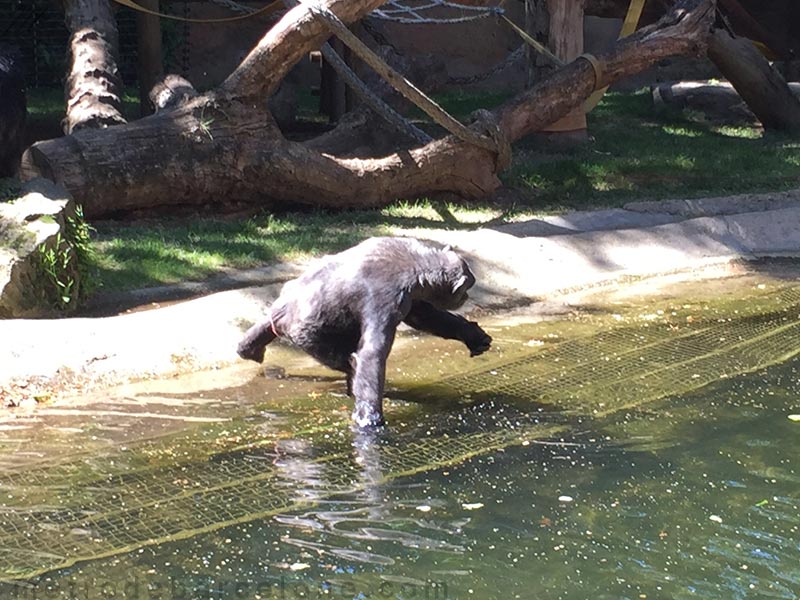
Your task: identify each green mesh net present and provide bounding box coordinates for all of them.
[441,286,800,416]
[1,284,799,581]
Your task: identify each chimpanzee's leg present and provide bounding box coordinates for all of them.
[403,301,492,356]
[346,353,357,396]
[350,321,397,428]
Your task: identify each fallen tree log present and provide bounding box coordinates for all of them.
[21,0,716,217]
[708,27,800,131]
[652,79,800,122]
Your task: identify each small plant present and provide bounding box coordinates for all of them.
[37,205,96,311]
[198,107,215,141]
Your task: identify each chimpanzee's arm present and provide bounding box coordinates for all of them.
[403,301,492,356]
[350,319,398,428]
[237,318,278,363]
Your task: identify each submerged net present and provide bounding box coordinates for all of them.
[0,416,565,581]
[442,286,800,417]
[1,285,799,581]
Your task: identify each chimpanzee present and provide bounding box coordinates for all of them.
[0,44,26,179]
[237,237,492,427]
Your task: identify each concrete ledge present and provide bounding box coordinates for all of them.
[2,194,800,404]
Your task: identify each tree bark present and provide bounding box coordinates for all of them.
[63,0,127,134]
[541,0,587,136]
[136,0,164,116]
[22,0,716,217]
[707,28,800,131]
[524,0,551,88]
[717,0,792,60]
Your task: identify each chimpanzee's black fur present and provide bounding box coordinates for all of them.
[0,45,26,179]
[238,237,492,427]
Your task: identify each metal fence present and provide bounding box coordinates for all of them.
[0,0,189,88]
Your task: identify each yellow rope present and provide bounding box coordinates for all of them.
[110,0,284,23]
[583,0,646,111]
[500,0,645,115]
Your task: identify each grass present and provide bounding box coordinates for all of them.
[507,92,800,210]
[90,201,509,292]
[23,88,800,296]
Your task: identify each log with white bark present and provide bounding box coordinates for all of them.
[22,0,716,217]
[63,0,127,134]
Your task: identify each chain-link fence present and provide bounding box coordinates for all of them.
[0,0,146,87]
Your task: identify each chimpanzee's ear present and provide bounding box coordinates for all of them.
[452,274,469,294]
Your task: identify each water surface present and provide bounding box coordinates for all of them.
[1,272,799,599]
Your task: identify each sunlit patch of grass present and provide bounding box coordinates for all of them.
[381,200,444,222]
[81,89,800,295]
[661,125,703,137]
[507,90,800,208]
[382,199,506,226]
[90,213,382,292]
[712,125,762,139]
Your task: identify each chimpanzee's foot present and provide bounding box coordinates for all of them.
[352,400,385,428]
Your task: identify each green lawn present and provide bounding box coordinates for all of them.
[507,92,800,210]
[19,88,800,296]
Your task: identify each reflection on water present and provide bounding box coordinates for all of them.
[1,278,800,599]
[3,357,798,599]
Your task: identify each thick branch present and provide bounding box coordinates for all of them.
[22,0,716,216]
[499,0,715,139]
[218,0,388,101]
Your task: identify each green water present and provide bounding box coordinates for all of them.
[1,277,799,599]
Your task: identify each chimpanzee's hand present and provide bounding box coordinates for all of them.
[465,322,492,356]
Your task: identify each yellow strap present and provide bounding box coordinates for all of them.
[110,0,283,23]
[620,0,645,37]
[583,0,645,112]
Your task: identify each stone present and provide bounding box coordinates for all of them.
[0,178,78,318]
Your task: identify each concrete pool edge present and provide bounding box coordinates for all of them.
[1,194,799,405]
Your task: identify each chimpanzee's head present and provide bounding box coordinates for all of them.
[434,247,476,310]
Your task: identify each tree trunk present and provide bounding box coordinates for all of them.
[718,0,791,59]
[22,0,716,217]
[136,0,164,116]
[63,0,127,134]
[541,0,587,137]
[524,0,551,88]
[707,28,800,131]
[320,38,348,122]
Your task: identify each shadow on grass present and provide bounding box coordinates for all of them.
[507,92,800,211]
[89,198,522,296]
[87,91,800,298]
